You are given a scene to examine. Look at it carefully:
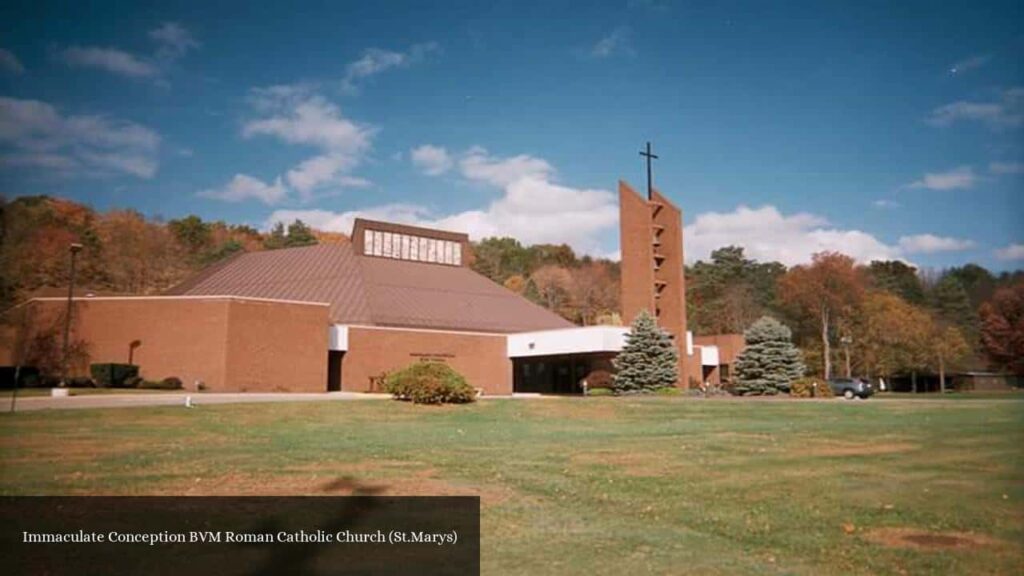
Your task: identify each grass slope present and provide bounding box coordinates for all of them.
[1,397,1022,575]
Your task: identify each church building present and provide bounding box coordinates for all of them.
[1,181,742,394]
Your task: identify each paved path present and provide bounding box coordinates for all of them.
[5,391,390,412]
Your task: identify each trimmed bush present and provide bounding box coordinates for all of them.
[138,377,184,390]
[587,387,614,397]
[385,363,476,405]
[790,377,832,399]
[584,369,613,390]
[90,363,139,388]
[67,377,95,388]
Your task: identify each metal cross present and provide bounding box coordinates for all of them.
[639,141,658,200]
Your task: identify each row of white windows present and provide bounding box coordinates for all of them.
[363,230,462,266]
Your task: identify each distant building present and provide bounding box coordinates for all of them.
[1,182,743,394]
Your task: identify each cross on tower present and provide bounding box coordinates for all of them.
[639,141,658,200]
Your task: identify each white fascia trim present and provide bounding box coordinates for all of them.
[699,345,720,367]
[507,326,629,358]
[344,324,508,338]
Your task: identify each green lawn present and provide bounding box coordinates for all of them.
[1,397,1022,575]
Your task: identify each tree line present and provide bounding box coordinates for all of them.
[2,195,1021,379]
[0,195,324,310]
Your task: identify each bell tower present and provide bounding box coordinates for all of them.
[618,180,693,388]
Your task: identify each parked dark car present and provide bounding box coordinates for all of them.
[827,378,874,399]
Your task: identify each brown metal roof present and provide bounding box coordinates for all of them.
[167,243,572,333]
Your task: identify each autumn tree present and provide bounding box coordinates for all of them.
[930,324,971,393]
[778,252,864,378]
[567,262,619,325]
[530,265,573,317]
[471,237,533,283]
[853,291,929,379]
[979,282,1024,375]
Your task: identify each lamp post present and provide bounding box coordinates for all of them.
[59,243,84,388]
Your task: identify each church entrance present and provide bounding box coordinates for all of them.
[512,353,615,394]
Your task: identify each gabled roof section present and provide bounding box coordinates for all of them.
[359,255,573,333]
[165,244,372,324]
[166,242,573,333]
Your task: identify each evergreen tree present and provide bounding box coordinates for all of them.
[612,310,679,393]
[929,275,978,344]
[734,316,805,395]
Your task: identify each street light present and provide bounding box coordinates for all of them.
[60,243,84,388]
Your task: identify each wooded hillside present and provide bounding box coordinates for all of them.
[2,195,1021,377]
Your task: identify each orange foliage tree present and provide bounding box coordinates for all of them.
[778,252,864,378]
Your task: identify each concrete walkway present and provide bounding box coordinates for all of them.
[4,391,390,412]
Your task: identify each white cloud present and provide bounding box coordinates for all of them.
[458,146,554,187]
[684,205,901,266]
[897,234,975,254]
[61,46,158,78]
[994,243,1024,261]
[906,166,977,190]
[149,22,199,60]
[872,199,900,209]
[268,148,617,254]
[949,54,991,75]
[591,27,633,58]
[990,161,1024,175]
[341,42,439,92]
[0,48,24,74]
[0,96,160,178]
[241,86,375,200]
[928,87,1024,130]
[59,23,197,82]
[199,174,288,204]
[410,144,452,175]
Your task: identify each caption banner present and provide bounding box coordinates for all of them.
[0,496,480,575]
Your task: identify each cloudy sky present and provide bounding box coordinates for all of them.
[1,0,1022,268]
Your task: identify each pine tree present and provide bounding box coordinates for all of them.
[612,310,679,394]
[734,316,805,395]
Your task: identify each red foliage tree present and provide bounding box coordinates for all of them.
[979,282,1024,375]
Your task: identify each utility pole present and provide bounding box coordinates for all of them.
[60,243,84,388]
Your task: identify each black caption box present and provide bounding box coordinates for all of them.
[0,496,479,576]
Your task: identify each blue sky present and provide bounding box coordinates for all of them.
[1,0,1022,269]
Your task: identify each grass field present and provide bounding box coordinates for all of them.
[1,396,1022,575]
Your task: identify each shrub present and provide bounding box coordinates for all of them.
[790,377,832,398]
[587,387,614,397]
[654,386,682,396]
[90,363,139,388]
[385,363,476,405]
[67,376,95,388]
[585,369,613,390]
[124,376,143,389]
[138,377,184,390]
